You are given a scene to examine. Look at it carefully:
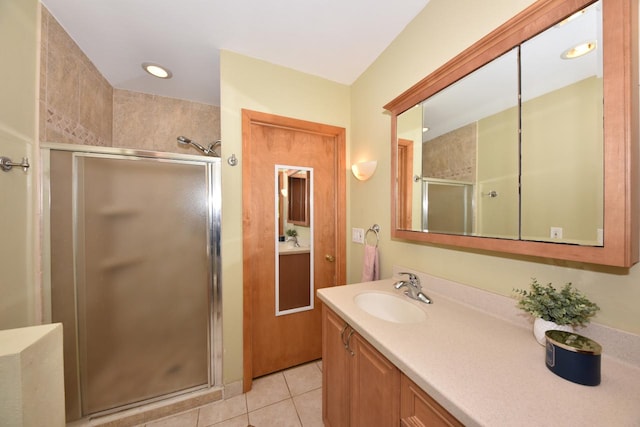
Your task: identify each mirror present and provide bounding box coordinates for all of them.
[275,165,314,315]
[286,170,310,226]
[398,47,520,238]
[397,2,602,244]
[386,0,638,267]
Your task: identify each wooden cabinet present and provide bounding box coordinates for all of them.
[323,306,461,427]
[322,306,399,427]
[278,252,310,311]
[400,375,463,427]
[323,305,351,427]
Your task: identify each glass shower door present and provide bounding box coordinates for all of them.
[74,154,212,414]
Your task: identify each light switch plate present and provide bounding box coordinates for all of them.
[352,227,365,244]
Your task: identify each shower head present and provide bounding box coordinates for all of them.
[177,136,192,145]
[176,136,221,157]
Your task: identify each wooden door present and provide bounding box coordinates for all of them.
[242,110,346,390]
[397,139,413,230]
[350,333,401,427]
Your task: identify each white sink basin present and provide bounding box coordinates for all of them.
[354,292,426,323]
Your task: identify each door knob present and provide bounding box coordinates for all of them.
[325,254,335,262]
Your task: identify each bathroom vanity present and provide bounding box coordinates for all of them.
[323,305,462,426]
[317,271,640,426]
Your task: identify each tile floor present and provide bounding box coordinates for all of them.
[141,360,323,427]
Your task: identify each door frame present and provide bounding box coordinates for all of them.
[241,109,346,391]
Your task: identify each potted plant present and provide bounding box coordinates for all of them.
[285,228,298,246]
[513,279,600,345]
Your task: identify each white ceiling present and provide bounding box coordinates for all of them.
[40,0,429,106]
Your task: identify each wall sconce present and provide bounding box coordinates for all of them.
[351,161,377,181]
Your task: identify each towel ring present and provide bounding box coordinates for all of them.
[365,224,380,247]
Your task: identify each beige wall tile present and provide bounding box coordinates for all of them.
[113,89,220,155]
[41,5,113,147]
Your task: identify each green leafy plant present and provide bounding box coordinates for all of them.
[513,279,599,327]
[285,228,298,237]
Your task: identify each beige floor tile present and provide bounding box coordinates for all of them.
[292,388,323,427]
[248,399,301,427]
[246,372,291,412]
[315,360,322,372]
[210,414,249,427]
[197,394,247,426]
[145,409,199,427]
[283,362,322,396]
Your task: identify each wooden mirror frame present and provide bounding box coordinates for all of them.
[384,0,638,267]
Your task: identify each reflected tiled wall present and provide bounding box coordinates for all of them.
[40,6,220,154]
[422,122,476,182]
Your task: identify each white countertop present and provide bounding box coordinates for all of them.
[317,274,640,426]
[278,242,310,255]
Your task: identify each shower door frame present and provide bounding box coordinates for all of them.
[40,142,223,417]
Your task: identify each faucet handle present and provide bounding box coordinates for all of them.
[398,272,419,283]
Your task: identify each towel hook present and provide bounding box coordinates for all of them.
[0,156,30,173]
[365,224,380,247]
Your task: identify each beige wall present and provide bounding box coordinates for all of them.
[521,76,603,244]
[350,0,640,334]
[40,6,219,153]
[476,107,519,238]
[219,50,351,384]
[0,0,40,329]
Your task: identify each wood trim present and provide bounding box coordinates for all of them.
[242,109,347,392]
[387,0,639,267]
[397,139,414,230]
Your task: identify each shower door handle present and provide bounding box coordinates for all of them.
[325,254,335,262]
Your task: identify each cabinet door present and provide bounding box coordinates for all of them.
[322,306,350,427]
[350,333,400,427]
[400,375,463,427]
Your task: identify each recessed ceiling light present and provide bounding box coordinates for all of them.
[142,62,172,79]
[422,127,430,133]
[555,9,587,27]
[561,41,597,59]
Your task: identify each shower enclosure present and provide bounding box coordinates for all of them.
[41,144,221,421]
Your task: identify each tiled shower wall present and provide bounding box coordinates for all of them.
[40,6,220,153]
[422,122,476,182]
[40,6,113,147]
[112,89,220,154]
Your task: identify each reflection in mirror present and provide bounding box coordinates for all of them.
[275,166,314,316]
[520,1,603,245]
[397,48,519,238]
[395,1,604,246]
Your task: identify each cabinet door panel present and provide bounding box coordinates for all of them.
[350,333,400,427]
[400,375,463,427]
[322,306,350,427]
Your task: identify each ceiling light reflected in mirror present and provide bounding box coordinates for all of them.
[561,41,597,59]
[142,62,173,79]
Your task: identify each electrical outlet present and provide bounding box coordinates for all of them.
[352,227,365,244]
[550,227,563,239]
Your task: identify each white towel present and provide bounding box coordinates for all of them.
[361,244,380,282]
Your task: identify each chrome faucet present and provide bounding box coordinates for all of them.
[394,272,432,304]
[287,235,300,247]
